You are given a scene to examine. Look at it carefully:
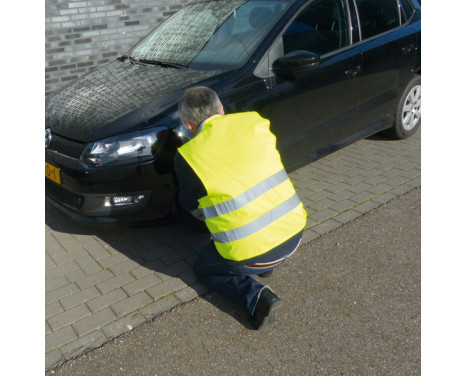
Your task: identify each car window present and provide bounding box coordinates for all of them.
[399,0,414,23]
[282,0,350,55]
[356,0,400,39]
[191,0,292,69]
[128,0,294,70]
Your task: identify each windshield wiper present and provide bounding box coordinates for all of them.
[118,54,188,69]
[137,59,188,69]
[118,54,146,66]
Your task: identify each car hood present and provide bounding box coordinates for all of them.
[45,60,222,142]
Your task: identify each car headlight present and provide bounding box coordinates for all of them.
[81,127,167,167]
[174,123,194,144]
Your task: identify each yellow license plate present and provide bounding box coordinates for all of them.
[45,162,61,184]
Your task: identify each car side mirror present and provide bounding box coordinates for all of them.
[272,50,321,76]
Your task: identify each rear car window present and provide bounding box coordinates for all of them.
[356,0,400,39]
[283,0,350,55]
[399,0,414,23]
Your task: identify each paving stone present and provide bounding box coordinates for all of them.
[353,200,382,215]
[329,199,357,213]
[348,181,373,194]
[46,260,80,281]
[333,210,362,224]
[308,208,339,224]
[385,175,411,187]
[96,253,128,269]
[364,174,390,185]
[372,192,397,205]
[83,240,112,260]
[65,268,87,283]
[96,272,135,294]
[60,286,101,310]
[322,181,353,194]
[45,233,66,257]
[139,294,182,321]
[327,189,354,203]
[45,283,80,305]
[392,184,416,196]
[45,252,56,271]
[60,330,107,360]
[367,183,392,195]
[157,260,192,280]
[178,268,197,285]
[121,273,163,296]
[45,275,69,293]
[101,311,147,339]
[51,230,76,245]
[87,288,128,313]
[75,269,113,290]
[146,278,186,301]
[107,258,142,275]
[75,254,103,275]
[53,245,88,265]
[342,175,367,186]
[349,190,376,204]
[407,176,421,187]
[46,301,64,319]
[47,304,91,332]
[45,326,77,353]
[72,307,117,337]
[175,285,201,303]
[308,198,337,212]
[130,264,158,279]
[45,349,64,371]
[301,229,321,245]
[400,168,421,179]
[111,291,153,318]
[311,219,342,235]
[161,247,195,266]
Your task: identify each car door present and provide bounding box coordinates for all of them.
[263,0,363,169]
[352,0,418,132]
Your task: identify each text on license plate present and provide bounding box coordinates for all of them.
[45,162,61,184]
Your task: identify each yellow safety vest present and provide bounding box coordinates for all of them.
[178,112,307,261]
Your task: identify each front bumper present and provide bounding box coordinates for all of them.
[45,148,178,226]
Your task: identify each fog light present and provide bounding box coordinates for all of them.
[112,195,145,206]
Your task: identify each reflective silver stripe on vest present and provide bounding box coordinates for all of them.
[202,169,289,219]
[211,193,301,243]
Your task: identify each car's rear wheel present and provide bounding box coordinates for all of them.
[384,75,421,139]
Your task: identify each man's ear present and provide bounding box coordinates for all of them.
[184,120,198,135]
[220,104,225,116]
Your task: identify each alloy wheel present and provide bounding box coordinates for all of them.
[401,84,421,131]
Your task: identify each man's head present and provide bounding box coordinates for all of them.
[178,86,224,135]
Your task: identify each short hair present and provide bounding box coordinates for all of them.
[178,86,222,126]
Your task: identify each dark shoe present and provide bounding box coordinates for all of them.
[252,287,282,330]
[258,270,274,278]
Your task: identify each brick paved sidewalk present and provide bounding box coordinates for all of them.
[45,130,420,370]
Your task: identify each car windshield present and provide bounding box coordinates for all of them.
[128,0,294,70]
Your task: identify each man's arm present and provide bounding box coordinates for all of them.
[174,151,207,215]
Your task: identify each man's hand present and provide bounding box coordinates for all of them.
[190,208,205,221]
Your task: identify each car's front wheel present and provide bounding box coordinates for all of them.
[385,75,421,139]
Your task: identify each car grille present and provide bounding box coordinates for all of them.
[47,134,84,159]
[45,179,84,210]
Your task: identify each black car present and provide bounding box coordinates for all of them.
[45,0,421,226]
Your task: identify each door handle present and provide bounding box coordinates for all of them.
[402,44,414,55]
[345,65,361,78]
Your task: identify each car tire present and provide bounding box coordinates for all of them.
[384,75,421,139]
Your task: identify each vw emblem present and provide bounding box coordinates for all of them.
[45,128,53,148]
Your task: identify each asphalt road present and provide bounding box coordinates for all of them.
[47,188,420,376]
